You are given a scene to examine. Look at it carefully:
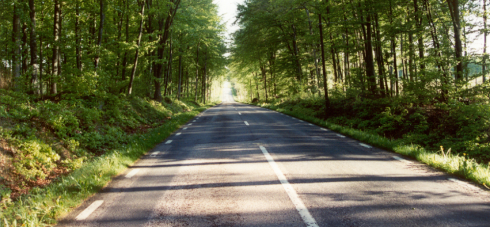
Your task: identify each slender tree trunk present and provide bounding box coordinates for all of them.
[94,0,105,69]
[128,0,145,95]
[194,42,200,102]
[51,0,60,94]
[319,13,330,117]
[447,0,463,82]
[484,0,487,83]
[261,64,268,102]
[178,46,182,100]
[29,0,39,94]
[164,33,173,96]
[121,0,130,82]
[12,4,22,89]
[362,10,377,96]
[75,0,82,71]
[22,24,28,76]
[374,13,386,97]
[202,51,207,103]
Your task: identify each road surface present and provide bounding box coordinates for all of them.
[58,84,490,226]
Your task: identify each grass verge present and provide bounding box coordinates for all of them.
[0,104,213,227]
[251,102,490,190]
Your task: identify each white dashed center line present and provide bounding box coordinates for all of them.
[336,134,346,138]
[188,123,193,126]
[259,146,319,227]
[309,124,313,126]
[76,200,104,221]
[125,169,140,178]
[239,112,241,115]
[244,121,249,126]
[321,128,328,131]
[176,133,182,136]
[165,140,173,144]
[193,120,196,122]
[151,151,160,156]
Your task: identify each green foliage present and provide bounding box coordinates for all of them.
[250,96,490,190]
[0,88,216,226]
[13,139,60,180]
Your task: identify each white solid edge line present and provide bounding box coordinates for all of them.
[448,178,481,190]
[336,134,345,138]
[244,121,249,126]
[165,140,173,144]
[176,133,182,136]
[75,200,104,221]
[392,156,410,163]
[125,169,140,178]
[359,143,372,149]
[259,146,319,227]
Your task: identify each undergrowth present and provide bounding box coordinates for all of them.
[0,89,213,226]
[250,97,490,189]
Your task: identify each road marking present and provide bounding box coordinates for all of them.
[448,178,481,190]
[244,121,249,126]
[176,133,182,136]
[183,127,188,130]
[359,143,372,149]
[392,156,410,163]
[309,124,313,126]
[239,112,241,115]
[165,140,173,144]
[151,151,160,156]
[188,123,193,126]
[321,128,328,131]
[336,134,346,138]
[193,120,196,122]
[259,146,319,227]
[125,169,140,178]
[76,200,104,221]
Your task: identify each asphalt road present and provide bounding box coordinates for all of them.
[58,87,490,227]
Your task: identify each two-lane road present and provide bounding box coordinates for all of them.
[58,87,490,226]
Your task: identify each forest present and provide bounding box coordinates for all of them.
[230,0,490,168]
[0,0,225,225]
[0,0,490,225]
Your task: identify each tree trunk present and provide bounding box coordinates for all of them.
[447,0,463,82]
[121,0,130,81]
[29,0,39,94]
[374,13,386,97]
[94,0,105,69]
[194,42,200,102]
[319,13,330,117]
[75,0,82,71]
[261,64,268,102]
[12,4,22,89]
[362,10,377,96]
[51,0,60,94]
[414,0,425,72]
[178,46,182,100]
[484,0,487,83]
[128,0,145,95]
